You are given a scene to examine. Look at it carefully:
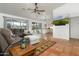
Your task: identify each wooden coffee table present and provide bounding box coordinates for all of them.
[9,45,36,56]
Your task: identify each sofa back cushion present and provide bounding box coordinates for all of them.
[0,33,8,52]
[0,29,14,45]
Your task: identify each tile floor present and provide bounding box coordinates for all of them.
[39,38,79,56]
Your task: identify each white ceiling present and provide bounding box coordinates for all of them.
[0,3,64,19]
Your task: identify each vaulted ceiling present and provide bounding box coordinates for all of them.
[0,3,64,20]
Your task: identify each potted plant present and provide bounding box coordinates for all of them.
[52,18,69,26]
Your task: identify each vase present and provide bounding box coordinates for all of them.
[20,37,30,49]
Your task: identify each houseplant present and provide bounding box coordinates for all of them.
[52,18,69,26]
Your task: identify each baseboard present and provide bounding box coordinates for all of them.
[53,37,69,40]
[70,38,79,40]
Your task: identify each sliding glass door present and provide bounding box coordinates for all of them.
[32,22,42,34]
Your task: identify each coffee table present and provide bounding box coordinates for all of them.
[9,45,36,56]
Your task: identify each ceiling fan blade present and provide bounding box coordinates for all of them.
[27,8,34,10]
[37,12,40,14]
[36,10,45,12]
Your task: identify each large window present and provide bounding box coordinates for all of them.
[3,16,29,36]
[3,16,29,30]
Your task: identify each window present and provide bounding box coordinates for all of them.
[3,16,29,36]
[3,16,29,30]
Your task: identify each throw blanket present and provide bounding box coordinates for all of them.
[24,34,41,44]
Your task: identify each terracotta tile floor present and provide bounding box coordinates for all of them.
[39,38,79,56]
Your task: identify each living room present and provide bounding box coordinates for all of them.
[0,3,58,56]
[0,3,79,56]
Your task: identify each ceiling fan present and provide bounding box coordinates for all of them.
[27,3,45,14]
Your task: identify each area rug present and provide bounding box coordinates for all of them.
[34,40,56,56]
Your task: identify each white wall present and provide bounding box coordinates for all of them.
[53,24,69,40]
[70,17,79,39]
[53,3,79,18]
